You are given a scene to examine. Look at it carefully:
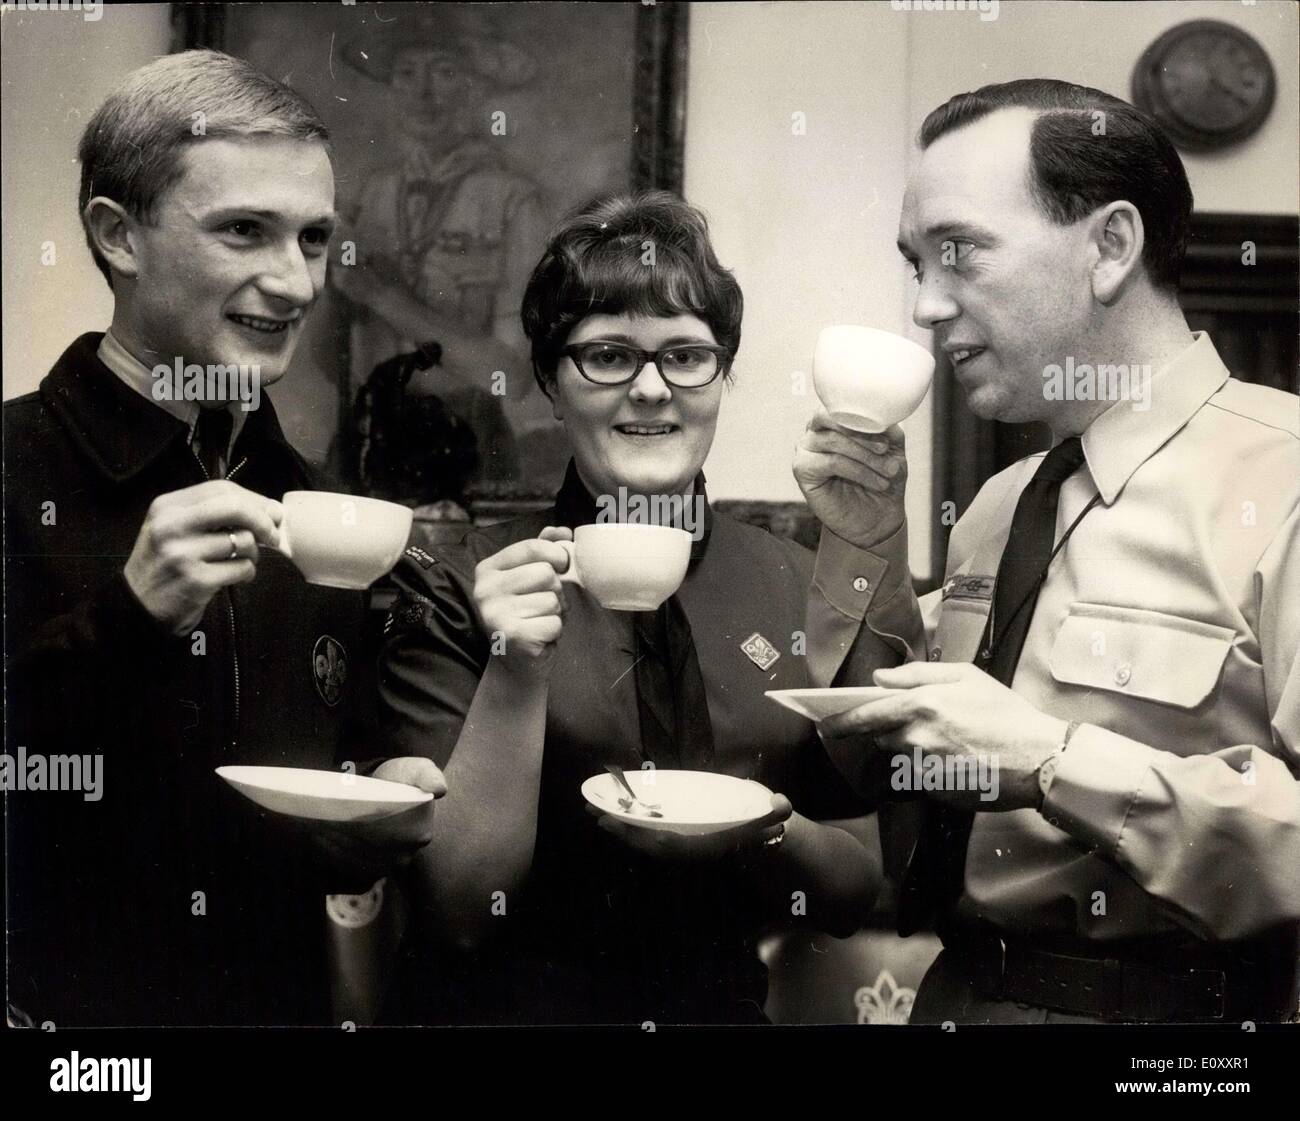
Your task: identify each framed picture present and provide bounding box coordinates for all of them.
[175,1,688,518]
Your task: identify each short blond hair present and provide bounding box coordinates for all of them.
[78,49,330,286]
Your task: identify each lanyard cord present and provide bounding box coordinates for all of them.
[986,491,1104,658]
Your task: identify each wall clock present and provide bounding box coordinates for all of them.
[1131,19,1276,151]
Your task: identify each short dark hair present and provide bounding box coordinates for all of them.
[919,78,1193,290]
[78,49,331,287]
[521,191,743,394]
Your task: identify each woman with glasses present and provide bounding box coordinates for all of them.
[376,192,903,1025]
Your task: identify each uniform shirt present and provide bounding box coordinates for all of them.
[375,467,916,1024]
[816,332,1300,955]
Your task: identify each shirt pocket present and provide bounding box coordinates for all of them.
[1048,602,1235,709]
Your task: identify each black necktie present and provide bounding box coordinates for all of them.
[633,597,715,770]
[897,437,1087,936]
[552,461,715,770]
[194,406,233,480]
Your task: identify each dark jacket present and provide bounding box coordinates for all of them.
[4,334,373,1025]
[376,466,866,1024]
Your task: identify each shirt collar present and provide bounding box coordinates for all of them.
[1081,331,1230,505]
[43,333,299,486]
[97,329,247,453]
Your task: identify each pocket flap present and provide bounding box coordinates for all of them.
[1048,603,1234,709]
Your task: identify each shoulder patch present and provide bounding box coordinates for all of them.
[384,591,437,636]
[943,574,996,602]
[404,545,438,570]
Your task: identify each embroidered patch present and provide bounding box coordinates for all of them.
[384,592,435,637]
[740,632,780,671]
[313,634,348,706]
[404,545,438,570]
[942,574,996,602]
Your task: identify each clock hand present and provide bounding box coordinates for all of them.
[1208,73,1251,109]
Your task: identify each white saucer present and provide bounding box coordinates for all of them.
[216,765,433,823]
[581,770,774,836]
[764,686,897,721]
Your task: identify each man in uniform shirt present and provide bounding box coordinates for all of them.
[4,50,444,1026]
[796,79,1300,1023]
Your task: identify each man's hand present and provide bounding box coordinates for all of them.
[820,663,1068,811]
[588,793,793,862]
[794,410,907,549]
[308,757,448,893]
[123,480,283,636]
[473,528,572,680]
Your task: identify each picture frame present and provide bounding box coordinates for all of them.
[174,1,689,519]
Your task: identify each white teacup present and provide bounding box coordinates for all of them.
[277,491,413,589]
[813,325,935,433]
[558,523,691,611]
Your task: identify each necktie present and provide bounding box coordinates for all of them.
[897,437,1087,936]
[633,598,715,770]
[552,461,716,770]
[194,406,234,480]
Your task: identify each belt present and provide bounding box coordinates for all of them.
[947,934,1240,1022]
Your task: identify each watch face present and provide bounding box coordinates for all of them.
[1132,20,1276,151]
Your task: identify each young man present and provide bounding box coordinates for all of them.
[4,50,444,1026]
[797,79,1299,1023]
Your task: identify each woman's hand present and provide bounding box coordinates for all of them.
[305,757,447,893]
[472,527,573,680]
[588,793,793,863]
[794,410,907,549]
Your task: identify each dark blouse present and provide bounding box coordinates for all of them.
[376,476,864,1025]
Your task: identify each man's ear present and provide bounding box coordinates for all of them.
[82,197,141,281]
[1088,200,1144,304]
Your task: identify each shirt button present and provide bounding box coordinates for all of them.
[1114,663,1132,686]
[853,576,870,593]
[929,648,943,662]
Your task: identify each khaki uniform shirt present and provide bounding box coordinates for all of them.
[815,332,1300,945]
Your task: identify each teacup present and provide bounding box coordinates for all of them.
[277,491,412,589]
[558,523,691,611]
[813,325,935,433]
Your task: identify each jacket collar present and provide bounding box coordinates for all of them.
[1081,331,1230,505]
[40,333,300,486]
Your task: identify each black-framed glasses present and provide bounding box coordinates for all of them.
[560,342,732,388]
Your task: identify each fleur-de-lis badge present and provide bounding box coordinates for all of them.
[854,970,917,1025]
[313,634,348,707]
[740,632,780,671]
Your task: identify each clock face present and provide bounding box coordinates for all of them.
[1132,20,1276,151]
